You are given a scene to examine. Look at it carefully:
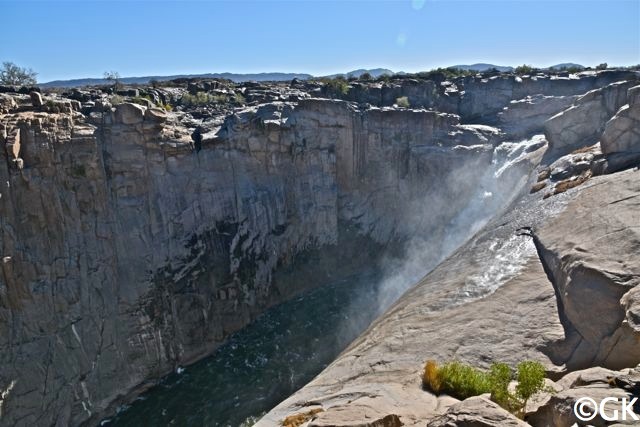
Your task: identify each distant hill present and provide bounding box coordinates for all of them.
[546,63,585,70]
[449,63,514,72]
[40,72,314,88]
[325,68,395,79]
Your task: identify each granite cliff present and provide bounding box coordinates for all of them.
[0,69,639,426]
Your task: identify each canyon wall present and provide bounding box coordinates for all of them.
[0,91,524,425]
[0,69,638,426]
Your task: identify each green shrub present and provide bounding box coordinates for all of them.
[318,77,350,95]
[488,362,515,410]
[416,67,474,80]
[421,359,548,418]
[396,96,410,108]
[515,361,546,410]
[437,361,492,399]
[515,64,536,75]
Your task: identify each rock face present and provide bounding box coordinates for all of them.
[534,169,640,370]
[601,85,640,155]
[0,69,639,426]
[544,80,636,159]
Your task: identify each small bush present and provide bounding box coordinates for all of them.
[488,362,515,410]
[515,361,546,409]
[396,96,410,108]
[318,77,350,95]
[421,359,548,418]
[515,64,536,75]
[438,361,492,399]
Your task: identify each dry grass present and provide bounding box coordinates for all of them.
[282,408,324,427]
[530,181,547,193]
[537,168,550,182]
[422,360,443,393]
[553,171,592,195]
[570,143,599,155]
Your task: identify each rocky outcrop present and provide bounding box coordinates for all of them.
[534,169,640,370]
[527,366,640,427]
[544,80,636,159]
[601,85,640,155]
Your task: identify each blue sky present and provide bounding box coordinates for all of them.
[2,0,639,82]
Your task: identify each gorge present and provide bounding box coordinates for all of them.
[0,68,639,426]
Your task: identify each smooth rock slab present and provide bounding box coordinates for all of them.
[428,396,528,427]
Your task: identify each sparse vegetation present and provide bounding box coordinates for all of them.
[0,62,37,85]
[515,360,546,413]
[109,94,124,105]
[180,91,245,107]
[360,72,372,81]
[70,164,87,178]
[422,359,548,418]
[515,64,536,75]
[318,76,350,95]
[281,408,324,427]
[396,96,410,108]
[416,67,474,80]
[595,63,608,70]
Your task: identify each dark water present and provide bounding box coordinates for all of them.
[105,270,382,427]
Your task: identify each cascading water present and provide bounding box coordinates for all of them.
[103,135,546,427]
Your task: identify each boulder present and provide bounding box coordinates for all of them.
[428,396,528,427]
[144,107,168,122]
[29,91,43,108]
[114,102,146,124]
[527,367,640,427]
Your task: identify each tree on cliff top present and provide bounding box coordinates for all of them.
[0,62,38,85]
[104,71,121,90]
